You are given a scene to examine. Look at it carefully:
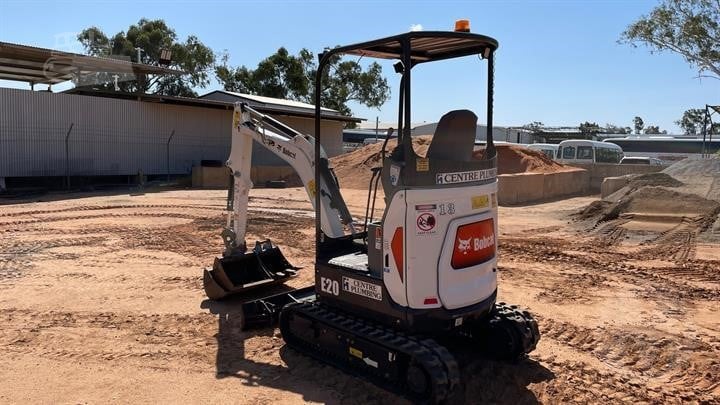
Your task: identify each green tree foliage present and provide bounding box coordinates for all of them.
[677,108,720,134]
[604,124,631,134]
[633,116,645,134]
[522,121,545,135]
[579,121,602,138]
[620,0,720,79]
[676,108,705,134]
[644,125,661,134]
[215,47,390,123]
[524,121,545,130]
[77,19,215,96]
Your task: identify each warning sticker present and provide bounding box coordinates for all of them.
[416,212,436,235]
[416,158,429,172]
[471,195,489,210]
[307,180,316,198]
[342,277,383,301]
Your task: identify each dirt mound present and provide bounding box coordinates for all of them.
[491,144,569,175]
[620,186,718,216]
[331,136,572,189]
[576,200,613,220]
[663,156,720,179]
[627,172,684,189]
[580,186,720,223]
[661,156,720,202]
[605,172,684,202]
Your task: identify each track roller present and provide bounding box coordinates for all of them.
[279,301,460,404]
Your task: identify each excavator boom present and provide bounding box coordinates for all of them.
[204,103,357,299]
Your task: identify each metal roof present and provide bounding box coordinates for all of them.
[64,88,361,123]
[0,41,183,85]
[200,90,362,122]
[332,31,499,63]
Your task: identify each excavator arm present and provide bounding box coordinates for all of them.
[203,102,358,300]
[222,102,357,255]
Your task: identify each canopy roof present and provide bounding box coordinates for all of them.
[0,41,183,85]
[331,31,499,63]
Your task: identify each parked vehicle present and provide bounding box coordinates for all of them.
[604,137,720,163]
[619,156,664,165]
[526,143,559,160]
[557,139,623,164]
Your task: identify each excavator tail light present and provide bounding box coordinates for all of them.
[455,19,470,32]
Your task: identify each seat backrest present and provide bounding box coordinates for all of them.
[426,110,477,162]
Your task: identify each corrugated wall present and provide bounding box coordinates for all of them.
[0,88,346,177]
[0,88,230,177]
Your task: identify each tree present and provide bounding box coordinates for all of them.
[77,19,215,96]
[523,121,545,132]
[605,123,630,134]
[215,48,312,100]
[644,125,661,134]
[633,116,645,134]
[579,121,602,138]
[677,107,720,134]
[676,108,705,134]
[620,0,720,80]
[215,47,390,124]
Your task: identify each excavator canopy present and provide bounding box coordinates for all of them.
[334,31,498,63]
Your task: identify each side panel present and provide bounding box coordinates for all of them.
[381,191,408,307]
[404,181,498,310]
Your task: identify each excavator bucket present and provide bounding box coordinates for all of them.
[203,240,300,300]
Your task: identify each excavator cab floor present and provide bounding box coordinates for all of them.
[203,240,300,300]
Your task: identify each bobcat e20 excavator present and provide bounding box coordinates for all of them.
[203,23,540,403]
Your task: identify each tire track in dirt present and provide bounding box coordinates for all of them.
[0,211,204,229]
[0,203,220,219]
[0,308,218,367]
[500,237,720,301]
[0,237,107,281]
[636,225,698,262]
[533,356,714,403]
[499,265,609,304]
[538,316,720,398]
[592,218,630,247]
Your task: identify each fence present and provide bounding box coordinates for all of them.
[0,88,230,178]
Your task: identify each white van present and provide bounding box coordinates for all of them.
[619,156,664,166]
[526,143,559,160]
[557,140,624,164]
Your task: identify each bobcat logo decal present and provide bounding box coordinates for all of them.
[457,237,472,254]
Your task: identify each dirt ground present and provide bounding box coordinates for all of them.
[1,187,718,404]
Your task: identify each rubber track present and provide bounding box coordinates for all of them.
[490,302,541,359]
[280,301,460,404]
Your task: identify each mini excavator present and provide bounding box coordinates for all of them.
[203,22,540,403]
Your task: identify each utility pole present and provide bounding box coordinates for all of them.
[166,130,176,182]
[375,116,379,142]
[65,123,74,190]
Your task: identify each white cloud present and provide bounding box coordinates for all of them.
[410,24,423,32]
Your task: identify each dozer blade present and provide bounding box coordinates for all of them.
[203,240,300,300]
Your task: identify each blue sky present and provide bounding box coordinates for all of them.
[1,0,717,132]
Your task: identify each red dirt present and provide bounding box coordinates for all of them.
[331,136,572,189]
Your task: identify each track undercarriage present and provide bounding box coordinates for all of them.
[279,299,540,403]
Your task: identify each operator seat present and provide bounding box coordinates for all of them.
[426,109,478,162]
